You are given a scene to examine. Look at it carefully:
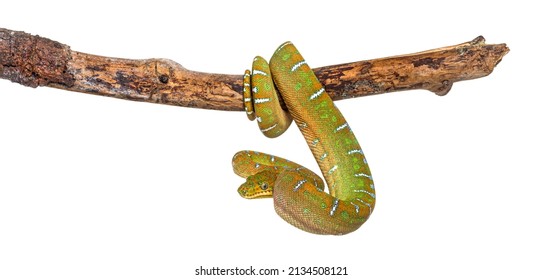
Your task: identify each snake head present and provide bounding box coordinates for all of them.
[237,170,277,199]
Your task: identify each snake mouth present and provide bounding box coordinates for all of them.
[238,185,273,199]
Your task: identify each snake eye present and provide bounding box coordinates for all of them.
[261,183,268,190]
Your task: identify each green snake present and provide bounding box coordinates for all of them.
[232,42,375,235]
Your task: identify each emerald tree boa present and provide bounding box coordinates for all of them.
[233,42,375,235]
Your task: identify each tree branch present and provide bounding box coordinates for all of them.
[0,28,508,111]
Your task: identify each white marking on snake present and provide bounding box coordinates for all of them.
[354,189,376,198]
[293,179,307,191]
[354,172,372,179]
[291,60,307,72]
[254,98,271,104]
[261,123,278,132]
[330,199,339,216]
[309,88,325,100]
[328,165,338,175]
[320,153,328,160]
[347,149,364,155]
[252,86,258,94]
[252,69,268,76]
[350,202,360,214]
[335,123,349,132]
[356,198,373,213]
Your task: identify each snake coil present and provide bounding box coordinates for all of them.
[233,42,375,235]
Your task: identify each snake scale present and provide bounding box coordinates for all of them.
[232,42,375,235]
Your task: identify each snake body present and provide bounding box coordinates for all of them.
[233,42,375,235]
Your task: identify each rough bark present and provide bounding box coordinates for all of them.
[0,28,509,111]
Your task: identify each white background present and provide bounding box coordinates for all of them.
[1,1,541,279]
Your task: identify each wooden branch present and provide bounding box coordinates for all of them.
[1,28,508,111]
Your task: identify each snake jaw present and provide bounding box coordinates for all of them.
[237,183,273,199]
